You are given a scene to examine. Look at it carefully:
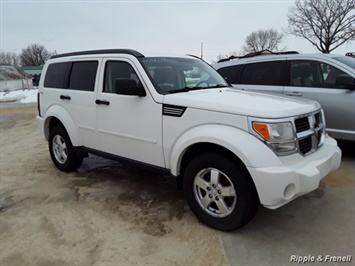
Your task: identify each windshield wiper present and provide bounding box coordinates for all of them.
[169,84,228,94]
[169,86,205,93]
[205,84,229,89]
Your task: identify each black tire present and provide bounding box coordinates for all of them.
[183,152,259,231]
[48,125,83,172]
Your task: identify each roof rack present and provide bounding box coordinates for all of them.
[217,55,240,63]
[217,50,299,63]
[51,49,144,59]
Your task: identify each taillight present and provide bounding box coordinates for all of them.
[37,92,41,117]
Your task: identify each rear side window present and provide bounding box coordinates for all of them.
[69,61,98,91]
[44,62,68,88]
[240,61,284,86]
[43,61,98,91]
[217,65,243,84]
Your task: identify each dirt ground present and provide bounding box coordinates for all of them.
[0,105,228,265]
[1,104,354,266]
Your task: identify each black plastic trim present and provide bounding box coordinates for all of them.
[83,147,172,176]
[74,146,88,158]
[95,99,110,105]
[217,50,299,63]
[162,104,187,117]
[51,49,144,59]
[60,95,71,100]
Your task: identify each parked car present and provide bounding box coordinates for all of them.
[32,74,41,87]
[37,49,341,231]
[213,51,355,141]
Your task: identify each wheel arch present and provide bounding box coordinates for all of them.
[43,105,81,146]
[169,124,281,176]
[180,142,248,178]
[169,124,282,200]
[177,142,259,202]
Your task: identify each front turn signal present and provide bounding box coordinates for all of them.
[253,123,271,141]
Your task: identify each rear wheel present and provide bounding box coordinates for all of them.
[183,153,259,231]
[48,125,83,172]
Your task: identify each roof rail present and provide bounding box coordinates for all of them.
[51,49,144,59]
[217,55,240,63]
[217,50,299,63]
[243,50,299,57]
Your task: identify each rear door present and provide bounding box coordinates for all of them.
[42,59,100,146]
[66,59,100,145]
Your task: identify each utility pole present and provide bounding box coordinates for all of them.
[201,42,203,59]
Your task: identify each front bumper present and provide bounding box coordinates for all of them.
[247,136,341,209]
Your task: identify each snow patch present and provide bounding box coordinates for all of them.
[0,89,38,103]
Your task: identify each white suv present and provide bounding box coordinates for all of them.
[213,51,355,141]
[37,49,341,231]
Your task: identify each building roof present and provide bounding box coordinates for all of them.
[0,65,32,81]
[19,65,44,71]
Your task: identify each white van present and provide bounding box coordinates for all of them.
[214,51,355,141]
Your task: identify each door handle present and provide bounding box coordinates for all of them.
[286,92,302,96]
[95,99,110,106]
[60,95,71,100]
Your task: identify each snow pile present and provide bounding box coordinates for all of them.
[0,89,38,103]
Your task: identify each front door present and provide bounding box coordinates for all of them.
[94,58,165,167]
[284,59,355,141]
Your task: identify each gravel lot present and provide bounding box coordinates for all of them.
[1,104,354,265]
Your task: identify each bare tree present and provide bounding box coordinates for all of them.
[286,0,355,53]
[20,43,52,66]
[241,29,284,55]
[0,51,20,67]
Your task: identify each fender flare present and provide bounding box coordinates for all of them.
[43,105,82,146]
[169,124,282,176]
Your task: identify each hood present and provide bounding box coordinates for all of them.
[163,88,320,118]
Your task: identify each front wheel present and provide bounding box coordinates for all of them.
[48,125,83,172]
[183,153,259,231]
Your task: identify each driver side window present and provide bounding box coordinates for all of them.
[290,60,347,88]
[104,61,141,93]
[321,63,347,87]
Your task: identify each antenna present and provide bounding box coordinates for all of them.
[201,42,203,59]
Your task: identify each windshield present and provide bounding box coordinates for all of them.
[333,56,355,70]
[140,57,229,93]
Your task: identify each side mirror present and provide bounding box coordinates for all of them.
[115,78,146,96]
[335,75,355,89]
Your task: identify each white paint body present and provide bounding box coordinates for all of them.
[37,53,341,209]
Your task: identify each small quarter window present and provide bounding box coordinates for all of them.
[44,62,68,88]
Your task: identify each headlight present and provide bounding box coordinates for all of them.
[253,122,294,141]
[251,121,296,154]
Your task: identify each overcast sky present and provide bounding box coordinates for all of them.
[1,0,354,63]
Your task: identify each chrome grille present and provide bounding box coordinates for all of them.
[294,111,324,155]
[298,136,312,154]
[314,112,321,128]
[295,117,310,132]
